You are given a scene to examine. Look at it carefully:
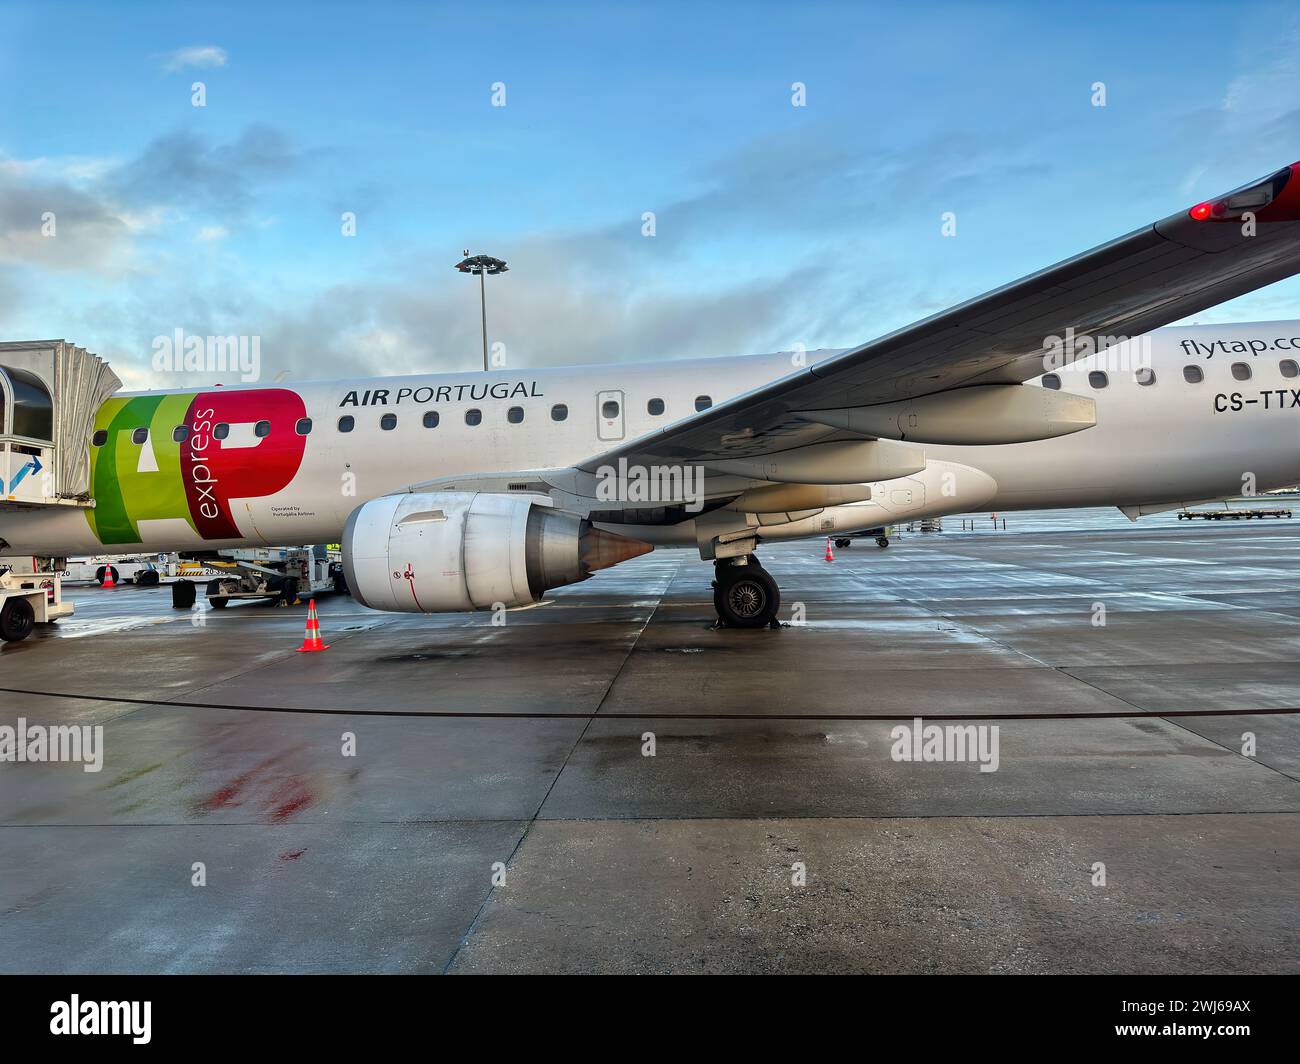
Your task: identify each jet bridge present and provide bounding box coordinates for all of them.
[0,340,121,640]
[0,340,120,505]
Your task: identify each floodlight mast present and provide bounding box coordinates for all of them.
[454,252,509,371]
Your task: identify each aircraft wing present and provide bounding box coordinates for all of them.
[573,161,1300,471]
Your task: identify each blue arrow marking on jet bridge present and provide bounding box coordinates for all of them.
[7,455,42,494]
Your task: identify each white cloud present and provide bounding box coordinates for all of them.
[195,225,229,242]
[160,46,228,73]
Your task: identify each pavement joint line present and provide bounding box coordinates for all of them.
[2,686,1299,720]
[436,554,677,974]
[4,809,1300,829]
[1059,667,1300,786]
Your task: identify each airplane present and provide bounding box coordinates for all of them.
[3,160,1300,636]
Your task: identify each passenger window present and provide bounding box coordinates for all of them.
[214,423,230,440]
[1134,367,1156,386]
[172,425,190,442]
[92,429,108,447]
[337,415,355,433]
[254,420,271,438]
[1280,359,1299,379]
[380,413,397,430]
[465,408,482,426]
[695,395,712,411]
[1088,371,1108,389]
[422,410,439,428]
[1041,374,1061,390]
[601,400,620,419]
[295,417,312,435]
[1231,362,1252,381]
[507,406,524,424]
[131,427,148,444]
[648,398,665,415]
[551,403,568,422]
[1183,365,1204,384]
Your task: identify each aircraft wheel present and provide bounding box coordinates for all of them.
[171,579,196,609]
[714,562,780,629]
[0,597,35,642]
[207,577,230,608]
[835,538,851,548]
[876,536,890,548]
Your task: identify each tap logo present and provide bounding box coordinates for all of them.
[86,389,308,545]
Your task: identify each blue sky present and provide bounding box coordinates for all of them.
[1,0,1298,388]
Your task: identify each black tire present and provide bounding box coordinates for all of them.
[876,536,890,548]
[714,563,780,629]
[136,568,160,586]
[206,578,231,608]
[835,538,851,548]
[0,597,35,642]
[280,577,300,605]
[171,579,196,609]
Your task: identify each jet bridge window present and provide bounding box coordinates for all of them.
[1087,371,1109,389]
[1231,362,1252,381]
[422,411,439,428]
[1135,367,1156,386]
[1281,359,1299,378]
[380,413,397,430]
[131,427,149,444]
[695,395,712,411]
[465,408,482,426]
[507,406,524,424]
[337,416,355,432]
[1183,365,1204,384]
[648,398,665,415]
[0,366,54,441]
[1041,374,1061,390]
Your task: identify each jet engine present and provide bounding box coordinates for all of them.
[341,491,652,613]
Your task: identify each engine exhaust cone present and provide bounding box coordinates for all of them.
[581,527,654,573]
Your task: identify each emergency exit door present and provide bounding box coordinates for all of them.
[596,389,625,441]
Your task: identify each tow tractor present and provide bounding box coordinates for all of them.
[0,558,74,641]
[170,545,346,609]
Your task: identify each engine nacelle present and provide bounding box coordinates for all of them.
[342,491,651,613]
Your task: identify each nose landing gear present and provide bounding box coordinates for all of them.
[712,556,781,629]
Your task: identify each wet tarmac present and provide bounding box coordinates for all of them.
[1,510,1298,973]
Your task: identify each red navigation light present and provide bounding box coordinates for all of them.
[1189,201,1214,221]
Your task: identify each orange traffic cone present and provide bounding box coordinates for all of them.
[824,537,835,562]
[296,599,330,652]
[101,565,116,589]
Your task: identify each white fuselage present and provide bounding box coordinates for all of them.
[5,321,1300,558]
